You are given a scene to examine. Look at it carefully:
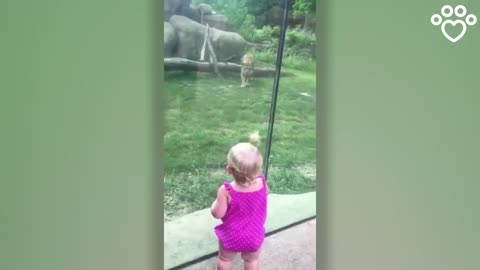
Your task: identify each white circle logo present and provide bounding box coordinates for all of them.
[431,5,477,43]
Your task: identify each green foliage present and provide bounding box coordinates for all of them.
[255,50,315,72]
[190,1,316,60]
[251,25,281,42]
[284,28,316,58]
[245,0,278,15]
[192,0,277,14]
[191,0,281,32]
[251,27,315,59]
[238,14,257,41]
[292,0,315,14]
[192,0,249,31]
[253,49,277,64]
[285,28,315,48]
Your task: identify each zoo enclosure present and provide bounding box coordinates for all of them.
[164,0,317,268]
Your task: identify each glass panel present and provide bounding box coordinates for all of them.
[164,0,279,221]
[258,0,316,237]
[266,2,316,195]
[163,0,316,268]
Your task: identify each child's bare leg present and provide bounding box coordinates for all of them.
[217,243,236,270]
[241,248,261,270]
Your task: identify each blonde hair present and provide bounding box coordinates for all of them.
[227,131,263,185]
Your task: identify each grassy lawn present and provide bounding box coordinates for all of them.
[164,63,316,221]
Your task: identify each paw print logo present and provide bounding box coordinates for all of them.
[431,5,477,43]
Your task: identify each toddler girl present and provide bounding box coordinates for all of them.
[210,132,269,270]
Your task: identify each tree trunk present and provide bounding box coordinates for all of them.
[303,15,310,31]
[164,58,290,77]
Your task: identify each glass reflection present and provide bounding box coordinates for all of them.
[164,0,316,221]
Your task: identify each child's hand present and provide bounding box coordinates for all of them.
[210,185,229,219]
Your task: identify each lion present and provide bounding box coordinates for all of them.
[240,52,255,87]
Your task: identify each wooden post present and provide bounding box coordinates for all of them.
[200,24,208,61]
[205,24,220,76]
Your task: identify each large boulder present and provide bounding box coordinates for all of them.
[203,14,228,31]
[164,0,194,21]
[169,15,247,62]
[164,22,177,57]
[164,0,202,22]
[255,6,284,28]
[164,0,181,20]
[208,26,247,62]
[255,6,315,31]
[164,0,227,29]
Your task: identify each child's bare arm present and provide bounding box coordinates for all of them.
[211,185,228,219]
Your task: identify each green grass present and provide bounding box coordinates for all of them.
[254,52,316,73]
[164,66,316,221]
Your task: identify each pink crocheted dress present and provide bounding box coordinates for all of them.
[214,175,268,253]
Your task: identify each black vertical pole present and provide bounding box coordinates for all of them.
[264,0,290,180]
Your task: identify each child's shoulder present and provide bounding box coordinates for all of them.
[217,183,227,191]
[217,181,232,203]
[217,180,234,194]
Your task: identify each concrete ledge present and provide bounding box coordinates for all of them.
[164,192,316,269]
[181,219,317,270]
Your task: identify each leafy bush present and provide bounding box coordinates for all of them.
[251,25,280,43]
[285,29,315,49]
[251,27,315,59]
[284,29,315,58]
[292,0,315,15]
[192,0,250,32]
[255,50,315,72]
[190,0,316,64]
[238,14,257,41]
[245,0,278,16]
[253,49,278,64]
